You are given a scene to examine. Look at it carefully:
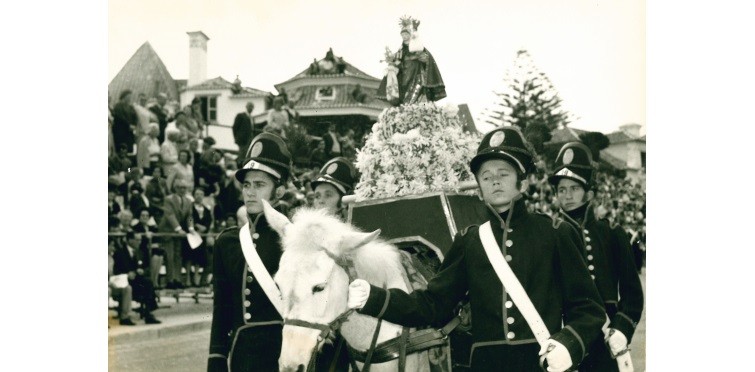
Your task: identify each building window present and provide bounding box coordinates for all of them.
[195,95,218,123]
[640,151,646,168]
[315,86,335,101]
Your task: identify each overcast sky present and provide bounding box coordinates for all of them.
[109,0,645,135]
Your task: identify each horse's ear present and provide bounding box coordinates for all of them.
[262,199,291,236]
[339,229,381,251]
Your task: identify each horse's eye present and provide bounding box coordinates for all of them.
[312,284,325,294]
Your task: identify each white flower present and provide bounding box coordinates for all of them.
[442,103,459,118]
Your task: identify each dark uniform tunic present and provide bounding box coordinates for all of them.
[559,203,644,372]
[207,213,283,372]
[360,198,606,371]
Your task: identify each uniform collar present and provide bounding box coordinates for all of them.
[485,194,528,229]
[561,201,594,227]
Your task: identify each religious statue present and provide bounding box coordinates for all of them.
[377,16,447,106]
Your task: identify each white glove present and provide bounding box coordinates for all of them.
[605,328,628,356]
[347,279,370,310]
[538,339,572,372]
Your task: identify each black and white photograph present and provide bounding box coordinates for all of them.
[106,0,651,370]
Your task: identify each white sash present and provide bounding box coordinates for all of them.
[478,221,550,345]
[239,223,284,316]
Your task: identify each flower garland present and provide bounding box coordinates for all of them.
[354,102,481,201]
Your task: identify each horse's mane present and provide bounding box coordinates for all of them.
[286,207,406,287]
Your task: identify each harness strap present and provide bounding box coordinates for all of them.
[347,316,461,364]
[328,337,346,372]
[398,327,409,372]
[361,289,390,372]
[361,318,382,372]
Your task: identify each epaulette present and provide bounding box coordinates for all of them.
[460,224,479,236]
[535,211,564,229]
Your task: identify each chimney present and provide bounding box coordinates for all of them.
[619,123,641,138]
[187,31,210,87]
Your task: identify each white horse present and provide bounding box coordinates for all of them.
[261,200,430,372]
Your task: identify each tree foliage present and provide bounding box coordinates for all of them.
[481,50,572,154]
[578,131,610,161]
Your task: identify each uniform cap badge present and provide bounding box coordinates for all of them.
[563,148,574,164]
[490,131,505,147]
[250,142,263,157]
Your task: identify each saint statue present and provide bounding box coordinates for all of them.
[377,16,447,106]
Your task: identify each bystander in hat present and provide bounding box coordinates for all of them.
[547,142,595,189]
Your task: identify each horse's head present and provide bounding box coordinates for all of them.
[261,200,380,371]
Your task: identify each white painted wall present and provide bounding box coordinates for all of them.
[180,89,268,152]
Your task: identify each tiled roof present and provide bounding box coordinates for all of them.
[289,84,390,111]
[599,150,626,170]
[109,42,179,100]
[184,76,233,91]
[606,131,634,144]
[184,76,270,97]
[276,52,380,88]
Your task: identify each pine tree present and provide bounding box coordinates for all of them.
[481,49,572,154]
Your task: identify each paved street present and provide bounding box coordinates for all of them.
[109,270,646,371]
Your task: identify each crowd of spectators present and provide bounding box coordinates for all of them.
[523,169,647,271]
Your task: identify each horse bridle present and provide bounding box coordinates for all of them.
[281,248,360,372]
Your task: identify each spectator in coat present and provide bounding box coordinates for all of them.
[145,166,168,222]
[149,92,170,143]
[157,179,194,289]
[233,102,256,163]
[160,128,181,176]
[132,209,162,288]
[186,187,213,287]
[136,123,161,174]
[112,90,138,154]
[112,232,162,324]
[128,182,150,217]
[109,238,135,325]
[167,150,195,195]
[322,122,342,158]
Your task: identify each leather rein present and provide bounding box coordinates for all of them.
[283,248,459,372]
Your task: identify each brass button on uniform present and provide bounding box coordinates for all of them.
[507,332,515,339]
[505,255,513,262]
[591,275,596,280]
[505,240,513,247]
[507,228,513,233]
[505,301,513,309]
[252,233,260,239]
[585,237,591,242]
[507,317,515,324]
[244,313,251,320]
[588,265,595,271]
[583,229,589,235]
[244,288,251,295]
[247,276,254,283]
[586,245,592,251]
[587,255,593,261]
[244,300,251,307]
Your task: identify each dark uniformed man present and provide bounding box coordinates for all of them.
[347,127,606,371]
[548,142,644,372]
[310,157,358,219]
[207,133,291,372]
[307,157,359,371]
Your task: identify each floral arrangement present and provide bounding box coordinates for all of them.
[354,102,481,201]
